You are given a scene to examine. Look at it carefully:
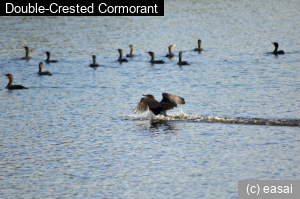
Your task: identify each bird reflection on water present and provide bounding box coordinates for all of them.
[148,120,177,136]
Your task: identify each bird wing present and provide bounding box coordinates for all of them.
[161,93,185,108]
[134,98,161,114]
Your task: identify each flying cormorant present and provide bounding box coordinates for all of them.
[134,93,185,116]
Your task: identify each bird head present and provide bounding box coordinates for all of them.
[272,42,279,47]
[2,74,12,78]
[143,94,155,99]
[146,51,154,56]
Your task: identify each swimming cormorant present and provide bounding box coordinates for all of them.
[194,39,203,51]
[272,42,285,55]
[146,51,165,64]
[45,51,58,63]
[22,46,31,60]
[126,45,135,57]
[117,49,128,62]
[177,51,189,66]
[165,44,176,58]
[3,74,28,90]
[134,93,185,116]
[89,55,100,67]
[38,62,52,76]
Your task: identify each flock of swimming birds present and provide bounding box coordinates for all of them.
[2,40,285,116]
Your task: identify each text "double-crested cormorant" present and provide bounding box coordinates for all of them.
[134,93,185,116]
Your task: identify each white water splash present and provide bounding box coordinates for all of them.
[125,110,300,126]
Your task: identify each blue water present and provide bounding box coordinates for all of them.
[1,0,300,198]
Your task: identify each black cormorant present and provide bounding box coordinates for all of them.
[165,44,176,58]
[134,93,185,116]
[45,51,58,63]
[90,55,100,67]
[38,62,52,76]
[146,51,165,64]
[117,49,128,62]
[177,51,189,66]
[3,74,28,90]
[22,46,31,60]
[194,39,203,51]
[126,45,135,57]
[272,42,285,55]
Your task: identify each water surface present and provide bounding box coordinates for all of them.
[1,0,300,198]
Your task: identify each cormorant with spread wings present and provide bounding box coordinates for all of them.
[134,93,185,116]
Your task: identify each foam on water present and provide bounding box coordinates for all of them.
[126,110,300,126]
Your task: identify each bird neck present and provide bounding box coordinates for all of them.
[198,41,201,49]
[39,64,43,72]
[118,51,123,59]
[25,48,29,57]
[169,47,173,54]
[150,53,155,62]
[274,45,278,52]
[46,53,50,61]
[7,76,13,87]
[92,56,97,64]
[130,47,133,55]
[179,53,182,62]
